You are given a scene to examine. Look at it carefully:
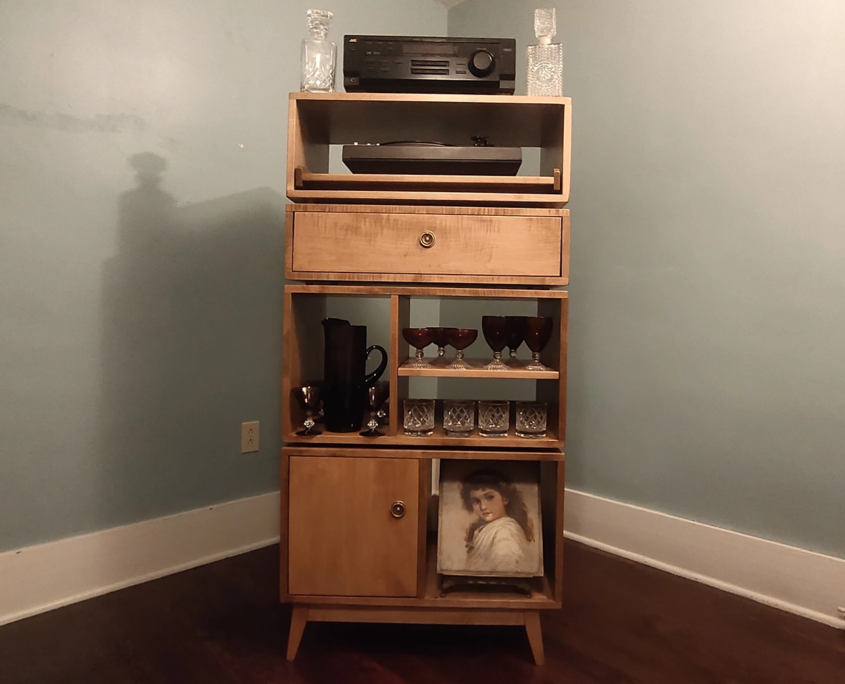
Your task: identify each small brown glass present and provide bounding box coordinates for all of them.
[445,328,478,369]
[402,327,435,369]
[482,316,510,371]
[293,384,322,436]
[360,381,389,437]
[524,316,554,371]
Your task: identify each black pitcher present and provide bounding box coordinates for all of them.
[321,318,388,432]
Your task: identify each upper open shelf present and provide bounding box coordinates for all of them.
[286,92,571,206]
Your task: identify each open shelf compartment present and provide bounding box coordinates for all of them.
[287,92,571,206]
[282,284,568,450]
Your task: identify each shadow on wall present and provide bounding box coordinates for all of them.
[98,153,285,523]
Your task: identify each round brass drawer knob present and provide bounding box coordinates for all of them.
[419,231,436,248]
[390,501,406,518]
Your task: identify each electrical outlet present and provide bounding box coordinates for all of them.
[241,421,259,453]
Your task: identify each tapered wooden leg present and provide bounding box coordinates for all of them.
[524,611,545,665]
[286,606,308,661]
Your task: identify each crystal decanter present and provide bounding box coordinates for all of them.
[300,9,336,93]
[526,8,563,97]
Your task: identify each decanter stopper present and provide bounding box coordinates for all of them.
[534,7,556,44]
[526,8,563,97]
[300,9,337,93]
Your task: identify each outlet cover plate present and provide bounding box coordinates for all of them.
[241,421,259,453]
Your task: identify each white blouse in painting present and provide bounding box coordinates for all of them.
[466,516,533,574]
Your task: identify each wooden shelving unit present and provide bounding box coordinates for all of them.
[281,92,571,666]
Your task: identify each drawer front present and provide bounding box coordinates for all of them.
[289,211,566,283]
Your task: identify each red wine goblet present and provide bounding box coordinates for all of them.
[430,327,457,367]
[504,315,528,368]
[445,328,478,369]
[524,317,554,371]
[482,316,510,371]
[402,327,435,369]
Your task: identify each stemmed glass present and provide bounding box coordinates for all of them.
[445,328,478,369]
[402,328,435,369]
[505,316,528,368]
[524,317,554,371]
[430,327,457,367]
[482,316,510,371]
[360,380,389,437]
[293,384,322,436]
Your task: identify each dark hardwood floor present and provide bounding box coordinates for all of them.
[0,541,842,683]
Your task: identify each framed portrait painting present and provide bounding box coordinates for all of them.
[437,461,543,578]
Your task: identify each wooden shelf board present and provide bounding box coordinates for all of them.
[288,591,557,611]
[288,190,567,206]
[399,358,558,379]
[288,203,569,217]
[285,284,568,299]
[283,446,565,462]
[290,92,570,105]
[296,171,558,194]
[284,424,561,450]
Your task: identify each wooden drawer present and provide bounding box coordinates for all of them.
[285,206,570,285]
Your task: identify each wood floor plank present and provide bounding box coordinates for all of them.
[0,541,841,683]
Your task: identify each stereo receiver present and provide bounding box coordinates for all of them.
[343,35,516,95]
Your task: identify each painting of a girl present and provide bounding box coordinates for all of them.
[438,462,543,578]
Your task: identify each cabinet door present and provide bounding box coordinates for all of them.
[287,456,420,597]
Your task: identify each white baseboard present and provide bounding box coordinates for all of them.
[3,488,842,631]
[0,492,281,627]
[564,488,845,629]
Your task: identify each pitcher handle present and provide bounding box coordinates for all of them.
[364,345,388,386]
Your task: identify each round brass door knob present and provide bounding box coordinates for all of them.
[419,231,436,248]
[390,501,406,518]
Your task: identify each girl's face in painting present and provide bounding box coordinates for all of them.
[469,487,508,523]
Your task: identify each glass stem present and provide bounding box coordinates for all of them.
[416,348,424,362]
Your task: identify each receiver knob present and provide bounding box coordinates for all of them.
[468,50,495,77]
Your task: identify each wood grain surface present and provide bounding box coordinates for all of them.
[289,211,564,280]
[287,456,419,598]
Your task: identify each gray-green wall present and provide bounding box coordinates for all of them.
[450,0,845,558]
[0,0,446,552]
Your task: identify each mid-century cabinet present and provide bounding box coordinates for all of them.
[282,92,571,665]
